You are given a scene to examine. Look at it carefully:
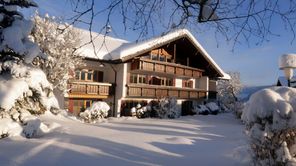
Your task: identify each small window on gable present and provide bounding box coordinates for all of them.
[159,55,166,62]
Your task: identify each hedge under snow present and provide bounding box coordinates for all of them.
[242,87,296,165]
[79,101,110,123]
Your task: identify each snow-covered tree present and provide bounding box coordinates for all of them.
[0,0,58,138]
[217,72,243,116]
[31,13,83,93]
[242,87,296,165]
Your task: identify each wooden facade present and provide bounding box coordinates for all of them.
[127,85,206,99]
[67,81,111,98]
[131,58,203,78]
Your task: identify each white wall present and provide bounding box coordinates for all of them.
[195,76,208,90]
[175,78,183,88]
[197,76,209,99]
[114,63,128,117]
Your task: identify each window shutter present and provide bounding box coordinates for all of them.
[189,81,193,88]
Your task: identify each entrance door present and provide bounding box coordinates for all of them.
[181,100,193,116]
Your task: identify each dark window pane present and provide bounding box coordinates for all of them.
[94,71,98,82]
[85,100,91,108]
[81,71,86,80]
[98,71,104,82]
[87,72,92,80]
[159,56,165,62]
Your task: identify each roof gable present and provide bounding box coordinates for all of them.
[78,28,230,79]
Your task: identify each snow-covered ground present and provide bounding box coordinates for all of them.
[0,113,250,166]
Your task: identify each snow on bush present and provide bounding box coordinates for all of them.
[241,87,296,165]
[194,104,209,115]
[79,101,110,123]
[0,1,59,138]
[129,104,150,118]
[206,102,219,115]
[151,97,181,119]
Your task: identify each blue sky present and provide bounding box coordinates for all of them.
[25,0,296,86]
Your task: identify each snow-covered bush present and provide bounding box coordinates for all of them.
[31,13,83,94]
[206,102,219,115]
[129,104,150,118]
[193,104,210,115]
[151,97,181,119]
[192,102,220,115]
[0,1,59,138]
[242,87,296,165]
[79,101,110,123]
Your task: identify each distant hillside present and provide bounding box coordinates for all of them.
[239,85,272,101]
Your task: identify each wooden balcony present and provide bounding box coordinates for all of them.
[127,84,207,99]
[131,58,204,78]
[67,81,112,99]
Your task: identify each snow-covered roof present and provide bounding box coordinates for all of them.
[77,28,129,60]
[78,28,230,79]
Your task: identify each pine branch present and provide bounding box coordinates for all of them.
[0,0,38,8]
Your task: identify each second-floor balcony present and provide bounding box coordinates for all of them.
[126,84,207,99]
[67,81,112,98]
[131,58,204,78]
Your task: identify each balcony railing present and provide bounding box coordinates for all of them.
[127,84,207,99]
[131,58,204,78]
[67,81,112,96]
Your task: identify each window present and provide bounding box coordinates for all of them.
[74,69,103,82]
[151,54,158,61]
[138,75,146,84]
[159,55,166,62]
[130,74,138,84]
[166,78,173,86]
[183,80,193,88]
[85,100,92,108]
[161,78,165,86]
[81,70,86,80]
[93,71,104,82]
[87,72,92,80]
[75,70,80,80]
[130,74,147,84]
[150,76,161,85]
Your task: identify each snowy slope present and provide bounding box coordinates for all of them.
[0,113,250,166]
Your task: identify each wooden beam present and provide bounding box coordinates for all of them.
[173,44,176,63]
